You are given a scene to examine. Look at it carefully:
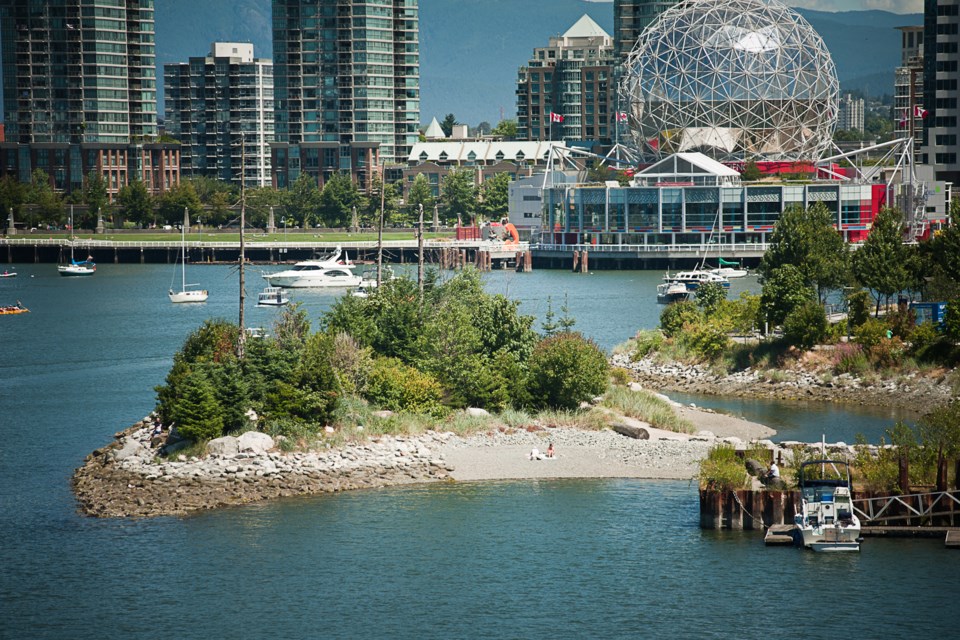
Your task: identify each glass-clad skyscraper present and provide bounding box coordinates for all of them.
[0,0,157,144]
[271,0,419,190]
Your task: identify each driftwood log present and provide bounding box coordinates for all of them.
[612,423,649,440]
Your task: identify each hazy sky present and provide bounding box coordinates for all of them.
[587,0,923,13]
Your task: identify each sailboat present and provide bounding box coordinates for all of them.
[168,210,208,303]
[58,206,96,276]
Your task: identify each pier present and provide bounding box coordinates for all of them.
[702,488,960,547]
[1,235,769,270]
[0,237,529,270]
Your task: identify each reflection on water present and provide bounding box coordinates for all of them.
[2,265,952,639]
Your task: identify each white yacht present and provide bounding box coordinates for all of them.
[664,270,730,291]
[795,459,862,552]
[261,246,363,288]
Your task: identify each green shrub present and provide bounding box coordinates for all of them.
[887,308,916,340]
[695,281,727,314]
[659,301,701,338]
[783,300,828,349]
[869,336,906,369]
[853,434,899,493]
[364,357,446,416]
[698,445,750,490]
[328,332,373,396]
[944,297,960,342]
[630,329,665,360]
[847,289,871,329]
[526,332,609,410]
[833,343,869,375]
[685,318,731,361]
[610,367,631,386]
[854,317,888,350]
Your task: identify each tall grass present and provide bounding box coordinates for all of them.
[698,444,750,490]
[536,408,611,431]
[600,386,694,434]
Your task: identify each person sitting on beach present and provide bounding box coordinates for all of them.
[546,443,555,459]
[528,447,543,461]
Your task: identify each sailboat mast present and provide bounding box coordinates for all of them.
[181,207,187,289]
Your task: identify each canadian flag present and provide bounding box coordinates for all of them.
[914,104,928,119]
[550,112,564,123]
[616,112,628,122]
[898,109,909,128]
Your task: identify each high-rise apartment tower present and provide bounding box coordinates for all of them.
[922,0,960,185]
[165,43,274,188]
[516,15,617,147]
[271,0,420,191]
[0,0,177,196]
[613,0,679,62]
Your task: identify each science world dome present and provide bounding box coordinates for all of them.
[620,0,839,162]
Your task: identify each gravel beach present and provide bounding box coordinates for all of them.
[438,403,775,482]
[73,399,775,517]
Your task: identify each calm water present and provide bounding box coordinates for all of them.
[0,264,953,639]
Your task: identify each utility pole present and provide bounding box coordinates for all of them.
[237,132,247,359]
[417,202,424,297]
[377,169,385,287]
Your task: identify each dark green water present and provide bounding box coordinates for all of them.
[1,264,954,639]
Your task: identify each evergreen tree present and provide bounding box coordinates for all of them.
[440,113,458,137]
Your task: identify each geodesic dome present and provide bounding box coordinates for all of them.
[620,0,839,162]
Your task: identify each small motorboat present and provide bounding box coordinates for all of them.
[257,286,289,306]
[0,270,16,278]
[795,459,862,552]
[656,281,689,304]
[0,301,29,315]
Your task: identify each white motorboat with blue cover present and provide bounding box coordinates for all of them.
[795,459,862,552]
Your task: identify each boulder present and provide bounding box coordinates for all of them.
[611,423,650,440]
[372,410,394,419]
[112,439,147,461]
[207,436,239,457]
[237,431,274,454]
[465,407,490,417]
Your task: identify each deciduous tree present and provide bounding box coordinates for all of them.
[758,203,850,302]
[852,207,910,315]
[283,173,321,228]
[440,167,476,225]
[478,172,511,221]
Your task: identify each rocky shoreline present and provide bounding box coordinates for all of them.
[613,353,955,410]
[72,419,456,518]
[72,397,779,518]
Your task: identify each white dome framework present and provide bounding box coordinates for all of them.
[620,0,839,162]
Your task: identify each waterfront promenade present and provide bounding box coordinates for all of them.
[1,233,766,269]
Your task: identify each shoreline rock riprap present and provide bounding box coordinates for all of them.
[72,419,457,518]
[73,398,784,518]
[613,353,954,410]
